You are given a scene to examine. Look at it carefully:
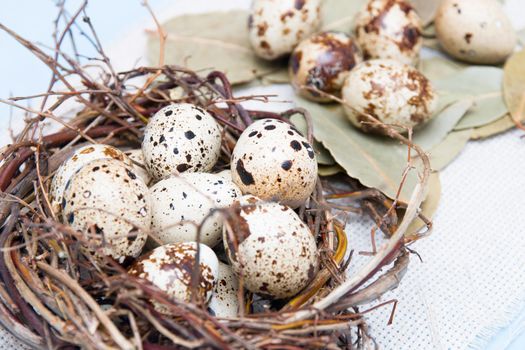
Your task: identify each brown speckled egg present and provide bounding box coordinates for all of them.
[223,196,318,299]
[248,0,322,60]
[150,173,242,247]
[435,0,516,64]
[354,0,422,65]
[231,119,317,209]
[142,103,222,180]
[342,59,438,133]
[124,149,152,185]
[50,144,133,214]
[129,242,218,311]
[62,158,150,262]
[289,31,363,102]
[208,262,240,318]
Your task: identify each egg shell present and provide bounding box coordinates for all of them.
[216,169,233,181]
[354,0,422,65]
[149,173,242,247]
[129,242,219,311]
[289,31,363,102]
[50,144,133,214]
[208,262,240,318]
[248,0,322,60]
[435,0,516,64]
[142,103,222,180]
[62,158,150,262]
[124,149,152,185]
[231,119,317,208]
[342,59,438,133]
[223,197,318,299]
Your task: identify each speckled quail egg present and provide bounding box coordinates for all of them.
[129,242,219,310]
[231,119,317,208]
[62,158,150,262]
[354,0,422,65]
[124,149,152,185]
[223,196,318,299]
[208,262,240,318]
[289,31,363,102]
[142,103,222,180]
[435,0,516,64]
[248,0,322,60]
[342,59,438,133]
[150,173,242,247]
[50,144,133,214]
[216,169,233,181]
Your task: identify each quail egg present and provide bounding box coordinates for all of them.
[290,31,363,102]
[435,0,516,64]
[208,262,240,318]
[354,0,422,65]
[124,149,152,185]
[129,242,219,310]
[149,173,242,247]
[142,103,222,180]
[50,144,133,214]
[342,59,438,133]
[62,158,150,262]
[223,196,318,299]
[231,119,317,208]
[248,0,322,60]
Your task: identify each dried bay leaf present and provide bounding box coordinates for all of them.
[321,0,367,32]
[148,11,277,85]
[470,114,515,140]
[418,57,468,82]
[291,115,336,165]
[407,172,441,233]
[412,99,472,150]
[318,165,344,177]
[427,128,472,171]
[408,0,442,26]
[260,67,290,85]
[291,97,422,202]
[433,66,507,130]
[503,49,525,125]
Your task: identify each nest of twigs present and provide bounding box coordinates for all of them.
[0,6,431,350]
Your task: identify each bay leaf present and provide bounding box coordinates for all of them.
[412,99,472,150]
[518,28,525,46]
[428,128,472,171]
[470,114,515,140]
[422,23,436,38]
[408,0,442,26]
[147,11,276,85]
[318,165,344,177]
[260,67,290,85]
[291,97,422,202]
[291,115,336,165]
[321,0,367,32]
[423,37,441,50]
[433,66,507,130]
[407,172,441,233]
[418,57,468,82]
[503,49,525,125]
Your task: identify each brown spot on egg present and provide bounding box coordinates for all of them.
[280,10,295,22]
[295,0,306,10]
[177,164,192,172]
[80,146,95,154]
[257,22,268,36]
[399,26,421,51]
[260,40,271,50]
[290,50,302,74]
[464,32,473,44]
[281,160,293,171]
[236,159,255,186]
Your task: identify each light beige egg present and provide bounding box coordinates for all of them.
[149,173,242,247]
[124,149,152,185]
[289,31,363,102]
[231,119,317,208]
[248,0,322,60]
[142,103,222,180]
[208,262,240,318]
[223,196,318,299]
[129,242,219,311]
[342,59,438,133]
[435,0,516,64]
[62,158,150,262]
[354,0,422,65]
[50,144,133,214]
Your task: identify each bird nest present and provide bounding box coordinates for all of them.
[0,7,431,350]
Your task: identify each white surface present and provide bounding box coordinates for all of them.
[1,1,525,349]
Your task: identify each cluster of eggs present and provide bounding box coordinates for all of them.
[50,102,319,316]
[248,0,516,133]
